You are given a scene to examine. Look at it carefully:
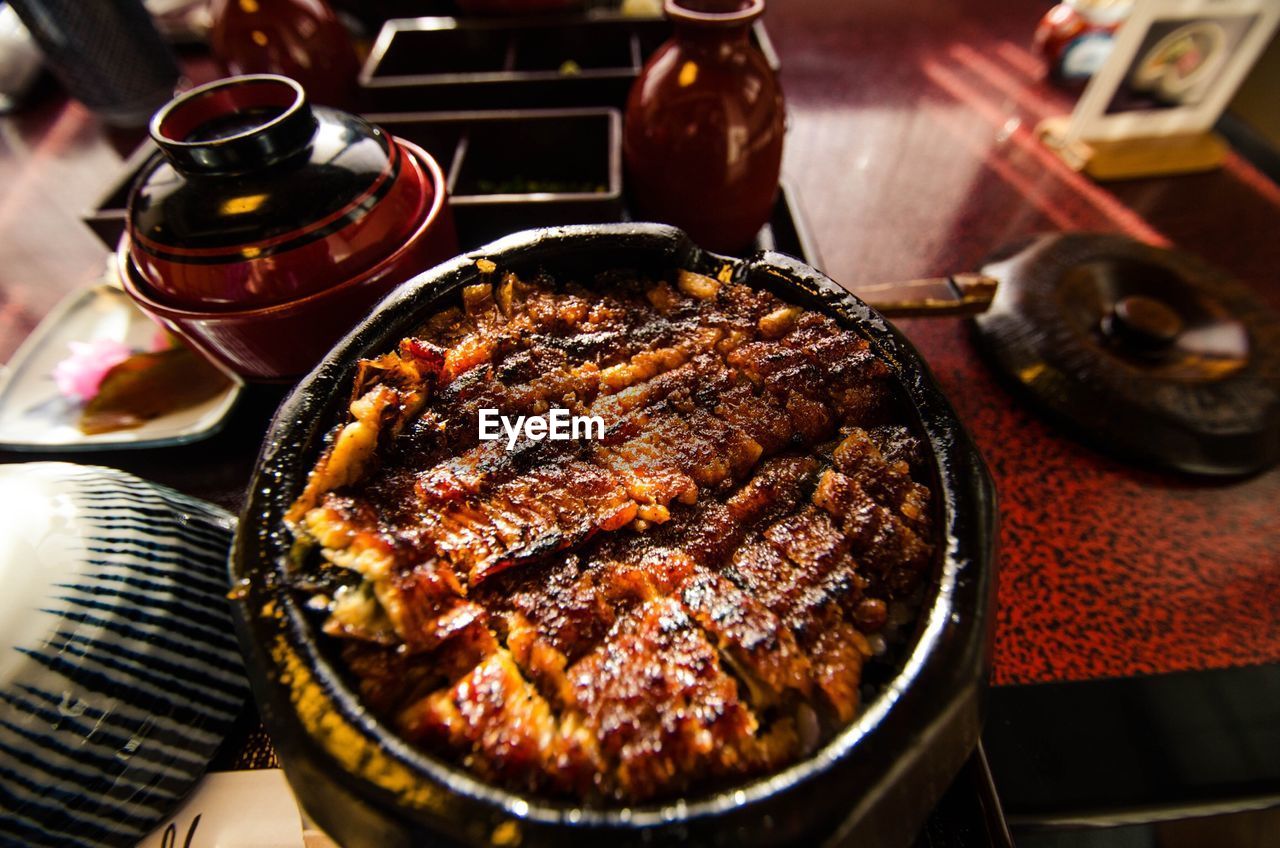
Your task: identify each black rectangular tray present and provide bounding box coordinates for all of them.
[372,108,624,246]
[82,140,157,252]
[357,13,780,112]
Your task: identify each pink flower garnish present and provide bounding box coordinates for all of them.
[53,339,133,402]
[149,325,173,353]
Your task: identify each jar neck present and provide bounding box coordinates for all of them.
[667,0,763,46]
[673,20,752,47]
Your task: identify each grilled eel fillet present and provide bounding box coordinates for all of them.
[287,265,935,803]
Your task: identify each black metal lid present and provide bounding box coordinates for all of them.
[973,233,1280,477]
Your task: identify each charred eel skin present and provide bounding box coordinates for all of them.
[287,265,936,804]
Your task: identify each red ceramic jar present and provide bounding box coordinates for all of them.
[209,0,360,109]
[623,0,785,254]
[120,74,457,381]
[1033,0,1131,87]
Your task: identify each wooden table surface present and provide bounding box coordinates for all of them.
[2,0,1278,695]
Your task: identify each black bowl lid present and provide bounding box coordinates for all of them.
[973,233,1280,477]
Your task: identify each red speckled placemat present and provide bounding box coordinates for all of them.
[896,316,1280,686]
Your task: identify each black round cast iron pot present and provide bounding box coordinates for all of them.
[230,224,998,848]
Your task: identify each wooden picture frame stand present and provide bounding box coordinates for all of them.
[1037,115,1228,181]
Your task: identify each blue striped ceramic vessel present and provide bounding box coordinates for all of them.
[0,462,247,847]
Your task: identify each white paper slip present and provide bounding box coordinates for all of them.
[137,770,305,848]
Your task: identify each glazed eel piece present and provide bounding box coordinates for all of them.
[287,264,935,802]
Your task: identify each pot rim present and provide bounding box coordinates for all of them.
[118,138,448,321]
[231,223,997,843]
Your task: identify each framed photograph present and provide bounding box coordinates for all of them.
[1065,0,1280,143]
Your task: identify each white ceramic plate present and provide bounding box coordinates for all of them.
[0,284,242,451]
